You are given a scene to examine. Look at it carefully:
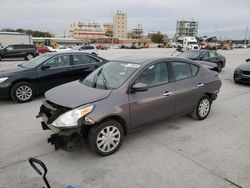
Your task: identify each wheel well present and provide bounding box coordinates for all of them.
[100,116,128,135]
[205,93,213,100]
[11,79,38,95]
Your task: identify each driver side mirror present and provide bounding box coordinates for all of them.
[246,58,250,62]
[41,65,50,70]
[131,83,148,92]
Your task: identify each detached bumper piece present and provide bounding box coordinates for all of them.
[48,133,81,151]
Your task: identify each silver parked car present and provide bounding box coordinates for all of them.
[37,56,222,156]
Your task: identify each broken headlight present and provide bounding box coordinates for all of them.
[52,105,94,128]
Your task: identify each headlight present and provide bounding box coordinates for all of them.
[235,68,241,72]
[52,105,94,128]
[0,77,8,84]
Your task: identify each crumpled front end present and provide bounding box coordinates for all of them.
[37,100,92,150]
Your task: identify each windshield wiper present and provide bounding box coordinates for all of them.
[101,72,109,89]
[92,68,109,89]
[18,64,25,68]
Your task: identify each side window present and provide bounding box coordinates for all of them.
[73,54,98,65]
[190,64,199,76]
[44,55,70,68]
[209,52,217,58]
[171,62,192,81]
[199,52,209,59]
[80,46,86,50]
[6,45,14,51]
[135,62,169,87]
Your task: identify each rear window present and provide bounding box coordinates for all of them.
[171,62,192,81]
[190,64,199,76]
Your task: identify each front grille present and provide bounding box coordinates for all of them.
[242,71,250,75]
[39,100,70,124]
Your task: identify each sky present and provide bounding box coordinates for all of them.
[0,0,249,39]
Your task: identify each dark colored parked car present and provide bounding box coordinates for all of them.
[178,50,226,72]
[37,56,222,156]
[234,58,250,84]
[0,52,107,102]
[0,44,38,61]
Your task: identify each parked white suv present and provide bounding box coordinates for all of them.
[75,45,98,55]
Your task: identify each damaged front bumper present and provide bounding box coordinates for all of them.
[37,100,95,150]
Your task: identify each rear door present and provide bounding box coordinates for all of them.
[129,62,176,129]
[71,54,102,80]
[36,54,73,93]
[169,61,204,115]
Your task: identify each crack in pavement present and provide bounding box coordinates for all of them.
[0,150,56,171]
[224,178,243,188]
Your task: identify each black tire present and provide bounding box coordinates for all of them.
[25,53,34,60]
[217,62,223,72]
[191,95,211,120]
[88,119,124,156]
[10,81,35,103]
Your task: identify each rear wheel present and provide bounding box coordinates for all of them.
[10,81,35,103]
[88,119,124,156]
[25,53,34,60]
[191,96,211,120]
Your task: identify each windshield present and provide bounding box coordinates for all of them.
[82,61,141,89]
[21,54,52,68]
[178,51,201,59]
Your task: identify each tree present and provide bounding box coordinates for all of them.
[105,30,113,38]
[150,32,165,43]
[0,28,54,37]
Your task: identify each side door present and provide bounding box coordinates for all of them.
[129,62,176,129]
[14,45,26,57]
[36,54,73,93]
[169,61,204,115]
[208,51,220,64]
[71,54,101,80]
[3,45,17,58]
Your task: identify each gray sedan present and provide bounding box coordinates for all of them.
[37,56,222,156]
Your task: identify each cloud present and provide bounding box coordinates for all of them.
[0,0,249,39]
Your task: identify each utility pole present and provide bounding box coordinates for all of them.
[244,26,248,45]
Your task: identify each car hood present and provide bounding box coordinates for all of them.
[0,66,30,77]
[237,62,250,70]
[45,80,112,108]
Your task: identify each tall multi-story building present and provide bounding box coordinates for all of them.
[129,24,144,39]
[175,19,198,39]
[66,22,106,41]
[113,10,127,39]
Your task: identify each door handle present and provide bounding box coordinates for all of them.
[197,83,204,87]
[163,91,172,96]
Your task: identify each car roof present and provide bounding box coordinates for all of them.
[44,51,94,56]
[114,56,195,65]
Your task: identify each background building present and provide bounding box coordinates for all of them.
[113,10,127,39]
[128,24,144,39]
[175,19,198,39]
[66,22,106,42]
[0,32,33,47]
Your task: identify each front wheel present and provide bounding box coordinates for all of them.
[25,53,34,60]
[217,62,223,72]
[191,96,211,120]
[10,81,35,103]
[88,119,124,156]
